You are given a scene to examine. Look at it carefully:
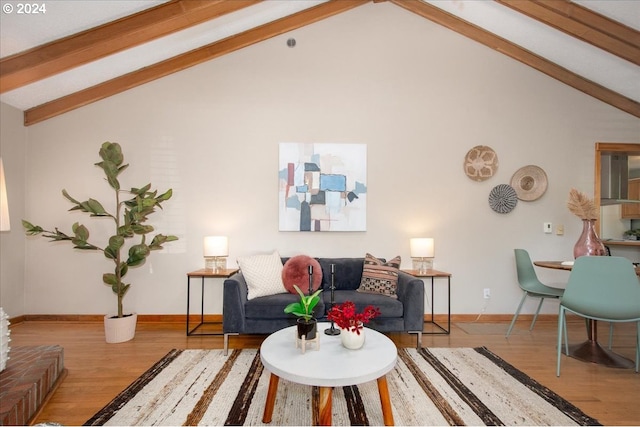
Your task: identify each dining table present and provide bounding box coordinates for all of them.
[534,260,639,369]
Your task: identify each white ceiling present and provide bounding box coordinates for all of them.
[1,0,639,116]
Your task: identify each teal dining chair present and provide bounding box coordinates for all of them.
[506,249,565,338]
[557,256,640,376]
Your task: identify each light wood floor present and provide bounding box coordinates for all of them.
[8,318,639,426]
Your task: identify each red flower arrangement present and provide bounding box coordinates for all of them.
[327,301,381,334]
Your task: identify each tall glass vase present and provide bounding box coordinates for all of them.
[573,219,606,258]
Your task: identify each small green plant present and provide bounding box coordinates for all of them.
[22,142,178,318]
[624,229,640,238]
[284,285,322,322]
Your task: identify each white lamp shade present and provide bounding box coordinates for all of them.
[410,238,434,258]
[0,158,9,231]
[203,236,228,257]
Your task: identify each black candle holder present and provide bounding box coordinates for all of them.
[325,263,340,336]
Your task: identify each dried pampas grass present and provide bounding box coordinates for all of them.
[567,188,598,220]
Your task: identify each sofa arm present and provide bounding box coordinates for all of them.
[223,272,248,333]
[396,271,425,331]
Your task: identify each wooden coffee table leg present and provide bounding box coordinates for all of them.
[262,373,280,423]
[377,376,394,426]
[318,386,333,426]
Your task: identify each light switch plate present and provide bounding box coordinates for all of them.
[544,222,552,234]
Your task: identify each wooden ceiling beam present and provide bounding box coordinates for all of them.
[24,0,369,125]
[534,0,640,50]
[390,0,640,118]
[496,0,640,65]
[0,0,261,93]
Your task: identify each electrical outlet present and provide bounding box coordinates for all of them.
[556,224,564,235]
[544,222,552,234]
[483,288,491,299]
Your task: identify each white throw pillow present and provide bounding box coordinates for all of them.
[237,251,286,300]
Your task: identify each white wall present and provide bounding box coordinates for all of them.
[14,3,640,318]
[0,102,27,318]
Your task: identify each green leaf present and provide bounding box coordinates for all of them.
[104,235,124,259]
[149,234,178,250]
[99,142,124,166]
[72,223,89,241]
[306,295,320,313]
[86,198,108,216]
[131,224,154,235]
[61,189,82,206]
[139,197,157,209]
[131,184,151,195]
[127,243,150,267]
[22,220,44,235]
[103,273,118,286]
[157,189,173,202]
[293,285,306,301]
[116,223,133,238]
[42,228,72,241]
[108,235,124,250]
[103,164,121,191]
[96,142,125,190]
[103,246,117,259]
[118,262,128,278]
[112,282,130,297]
[284,302,303,314]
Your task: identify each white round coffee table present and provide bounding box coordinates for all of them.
[260,322,397,426]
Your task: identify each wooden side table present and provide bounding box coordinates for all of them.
[186,268,238,336]
[402,269,451,334]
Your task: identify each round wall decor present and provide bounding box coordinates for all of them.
[489,184,518,214]
[464,145,498,181]
[510,165,548,201]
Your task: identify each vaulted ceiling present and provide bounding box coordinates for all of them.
[1,0,638,126]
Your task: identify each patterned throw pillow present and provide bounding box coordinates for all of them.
[357,253,401,298]
[237,251,286,300]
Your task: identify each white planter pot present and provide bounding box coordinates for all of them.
[104,313,137,343]
[340,326,366,350]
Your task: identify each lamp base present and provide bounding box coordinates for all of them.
[413,258,433,274]
[205,257,227,272]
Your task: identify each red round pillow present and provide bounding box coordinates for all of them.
[282,255,322,294]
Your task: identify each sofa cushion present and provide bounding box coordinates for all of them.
[246,293,326,320]
[327,290,404,318]
[237,251,286,300]
[282,255,322,294]
[357,253,401,298]
[318,258,366,291]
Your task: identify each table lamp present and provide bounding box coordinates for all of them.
[410,237,434,274]
[203,236,228,272]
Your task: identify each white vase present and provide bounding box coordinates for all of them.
[340,326,365,350]
[104,313,137,343]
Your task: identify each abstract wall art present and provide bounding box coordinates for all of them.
[279,143,367,232]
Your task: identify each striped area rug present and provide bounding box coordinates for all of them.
[86,347,599,426]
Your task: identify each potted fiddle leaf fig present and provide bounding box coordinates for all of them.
[22,142,178,343]
[284,284,322,341]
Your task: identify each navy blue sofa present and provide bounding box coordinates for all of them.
[222,257,425,353]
